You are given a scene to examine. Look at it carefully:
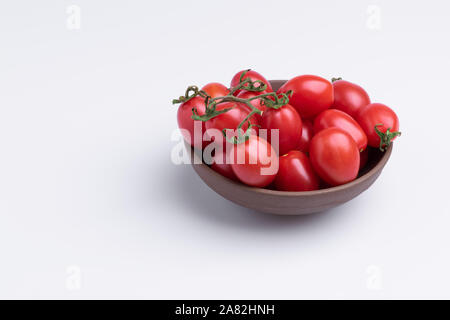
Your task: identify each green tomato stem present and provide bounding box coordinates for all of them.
[172,70,293,144]
[374,123,402,151]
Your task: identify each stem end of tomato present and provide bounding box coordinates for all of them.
[374,124,401,152]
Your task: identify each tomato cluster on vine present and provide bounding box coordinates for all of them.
[173,70,401,191]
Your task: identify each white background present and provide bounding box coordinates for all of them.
[0,0,449,299]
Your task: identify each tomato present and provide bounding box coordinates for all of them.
[297,120,313,153]
[356,103,400,150]
[177,96,208,149]
[309,127,360,186]
[201,82,230,98]
[230,135,278,187]
[314,109,368,151]
[205,102,259,148]
[260,104,302,156]
[332,79,370,118]
[274,150,319,191]
[210,149,238,181]
[230,70,273,96]
[359,147,369,171]
[277,75,333,119]
[236,90,268,122]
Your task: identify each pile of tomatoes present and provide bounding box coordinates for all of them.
[174,69,401,191]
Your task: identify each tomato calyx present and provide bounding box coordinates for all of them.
[261,90,293,110]
[374,123,402,151]
[331,77,343,83]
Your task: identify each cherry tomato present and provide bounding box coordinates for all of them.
[314,109,368,151]
[297,120,314,153]
[210,149,238,181]
[231,135,278,187]
[177,96,208,149]
[277,75,333,119]
[205,102,259,148]
[332,79,370,118]
[274,150,319,191]
[230,70,273,96]
[236,90,268,122]
[309,127,360,186]
[201,82,230,98]
[356,103,400,150]
[260,104,302,156]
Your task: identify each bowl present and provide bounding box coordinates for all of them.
[186,80,393,215]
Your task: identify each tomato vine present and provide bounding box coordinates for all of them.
[172,70,292,144]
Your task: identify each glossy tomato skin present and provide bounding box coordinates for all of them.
[231,136,278,187]
[332,80,370,118]
[297,120,314,153]
[274,150,319,191]
[236,90,268,121]
[201,82,230,98]
[205,102,259,148]
[260,104,302,156]
[314,109,368,151]
[277,75,333,119]
[177,96,208,149]
[230,70,273,96]
[309,128,360,186]
[356,103,400,148]
[210,149,238,181]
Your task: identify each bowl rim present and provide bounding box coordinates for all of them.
[190,143,393,197]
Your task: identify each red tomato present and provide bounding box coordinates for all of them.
[309,128,360,186]
[177,96,208,149]
[297,120,314,153]
[277,75,333,119]
[332,79,370,118]
[314,109,368,151]
[201,82,230,98]
[274,150,319,191]
[230,70,273,96]
[205,102,259,148]
[236,90,268,122]
[356,103,400,150]
[260,104,302,156]
[210,149,238,181]
[359,148,369,171]
[231,135,278,187]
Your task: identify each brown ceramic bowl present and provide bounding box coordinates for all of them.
[186,80,393,215]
